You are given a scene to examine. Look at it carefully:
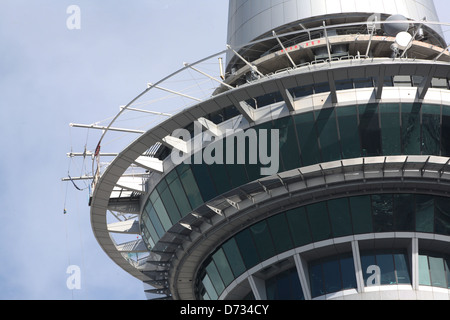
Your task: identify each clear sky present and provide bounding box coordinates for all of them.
[0,0,449,300]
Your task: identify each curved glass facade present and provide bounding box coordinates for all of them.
[141,102,450,248]
[195,193,450,299]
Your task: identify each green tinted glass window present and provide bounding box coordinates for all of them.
[307,202,331,242]
[153,197,172,231]
[328,198,353,237]
[160,187,182,224]
[235,229,260,269]
[250,220,276,261]
[435,196,450,235]
[393,194,415,231]
[429,256,447,288]
[275,116,302,171]
[267,214,293,254]
[294,112,321,166]
[416,195,434,233]
[349,195,373,234]
[212,249,234,287]
[205,261,225,295]
[421,104,441,155]
[380,104,401,155]
[315,108,340,162]
[401,103,421,155]
[168,178,192,217]
[147,205,165,238]
[337,106,361,159]
[359,104,381,156]
[202,274,218,300]
[372,194,394,232]
[179,166,203,209]
[419,255,431,286]
[286,207,312,246]
[190,163,217,202]
[441,107,450,157]
[222,238,246,277]
[394,253,411,284]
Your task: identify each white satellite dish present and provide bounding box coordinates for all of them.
[395,31,413,50]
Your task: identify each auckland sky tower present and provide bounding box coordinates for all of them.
[70,0,450,300]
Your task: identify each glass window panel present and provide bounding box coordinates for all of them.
[380,104,401,155]
[225,132,250,188]
[294,112,321,166]
[250,220,276,261]
[422,104,441,155]
[265,277,276,300]
[266,268,304,300]
[156,178,168,194]
[372,194,394,232]
[289,269,305,300]
[206,262,225,295]
[190,163,218,202]
[315,82,330,94]
[429,256,447,288]
[335,79,353,91]
[361,254,377,286]
[418,255,431,286]
[176,163,190,175]
[415,195,434,233]
[376,253,396,285]
[309,262,325,298]
[149,189,159,203]
[152,197,172,231]
[290,85,313,98]
[401,103,421,155]
[359,104,381,156]
[235,229,260,269]
[336,106,361,159]
[435,196,450,236]
[146,205,165,238]
[165,168,178,184]
[322,259,342,294]
[202,274,218,300]
[222,238,246,277]
[354,77,374,88]
[350,195,373,234]
[227,163,249,189]
[142,211,160,243]
[160,187,182,225]
[267,214,293,254]
[315,108,341,162]
[328,198,353,237]
[179,166,203,209]
[394,253,411,284]
[340,256,357,290]
[212,249,234,287]
[275,270,293,300]
[445,256,450,289]
[275,116,302,171]
[393,194,415,231]
[168,178,192,217]
[307,202,331,242]
[441,107,450,157]
[285,207,312,246]
[208,163,232,195]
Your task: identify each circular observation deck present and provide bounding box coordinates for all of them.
[81,19,450,299]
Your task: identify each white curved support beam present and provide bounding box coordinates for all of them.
[107,219,140,234]
[134,156,164,173]
[116,176,145,193]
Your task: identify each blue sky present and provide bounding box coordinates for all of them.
[0,1,449,300]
